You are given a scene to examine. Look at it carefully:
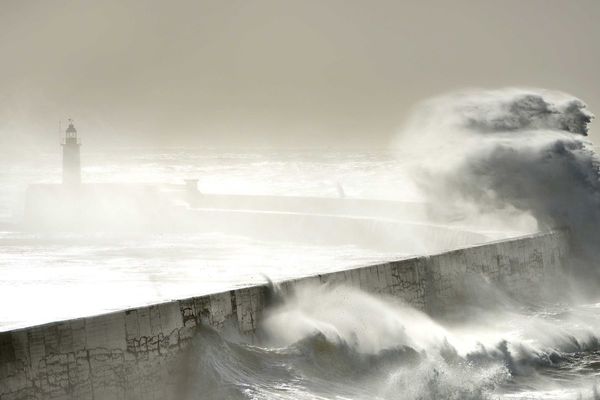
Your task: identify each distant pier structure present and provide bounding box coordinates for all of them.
[61,119,81,185]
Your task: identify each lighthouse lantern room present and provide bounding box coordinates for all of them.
[61,119,81,186]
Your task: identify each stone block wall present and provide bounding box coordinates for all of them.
[0,230,569,400]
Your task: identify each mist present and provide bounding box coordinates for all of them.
[2,1,600,398]
[2,0,600,151]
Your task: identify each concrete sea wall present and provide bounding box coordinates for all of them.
[0,230,569,400]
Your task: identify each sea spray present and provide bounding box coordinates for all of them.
[395,88,599,290]
[259,283,450,353]
[181,283,600,399]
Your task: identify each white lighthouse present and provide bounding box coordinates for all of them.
[61,119,81,186]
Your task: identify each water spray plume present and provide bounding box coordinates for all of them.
[396,88,599,292]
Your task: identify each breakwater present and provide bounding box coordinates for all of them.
[0,230,568,400]
[23,185,493,254]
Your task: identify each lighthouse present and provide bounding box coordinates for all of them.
[61,119,81,186]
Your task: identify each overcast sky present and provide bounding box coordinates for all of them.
[2,0,599,150]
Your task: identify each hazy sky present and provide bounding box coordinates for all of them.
[2,0,599,150]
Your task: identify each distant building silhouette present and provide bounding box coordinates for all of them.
[61,119,81,186]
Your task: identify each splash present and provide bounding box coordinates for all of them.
[181,283,600,400]
[259,283,450,353]
[395,88,599,288]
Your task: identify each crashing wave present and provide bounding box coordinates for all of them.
[179,284,600,400]
[397,88,600,288]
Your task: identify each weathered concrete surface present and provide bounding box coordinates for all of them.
[0,230,569,400]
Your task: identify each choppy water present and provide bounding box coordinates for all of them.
[183,285,600,400]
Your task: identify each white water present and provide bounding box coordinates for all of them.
[184,284,600,400]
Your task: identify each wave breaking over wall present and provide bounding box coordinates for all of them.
[396,88,598,289]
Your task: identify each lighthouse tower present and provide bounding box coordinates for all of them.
[61,119,81,186]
